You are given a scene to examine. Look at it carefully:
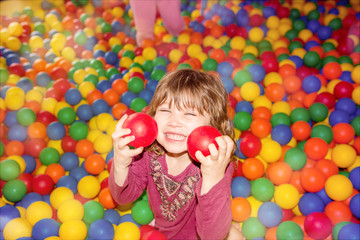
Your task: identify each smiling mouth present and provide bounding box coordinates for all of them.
[165,133,186,141]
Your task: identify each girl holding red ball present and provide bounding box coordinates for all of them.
[109,69,244,239]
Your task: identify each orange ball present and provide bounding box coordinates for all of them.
[291,121,311,141]
[86,89,103,105]
[324,201,352,225]
[322,62,342,80]
[252,106,272,121]
[266,161,293,186]
[210,24,224,38]
[24,100,41,114]
[242,157,265,180]
[300,167,326,193]
[265,83,286,102]
[5,140,24,156]
[112,79,128,95]
[250,118,272,138]
[332,123,355,144]
[45,163,65,184]
[112,102,128,120]
[231,197,251,222]
[28,122,47,139]
[103,89,120,106]
[84,154,105,175]
[283,75,302,94]
[99,187,117,209]
[75,139,95,158]
[209,49,226,63]
[33,59,47,72]
[304,137,328,160]
[278,64,296,78]
[289,171,305,194]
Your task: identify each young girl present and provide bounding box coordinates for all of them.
[129,0,185,46]
[109,69,243,239]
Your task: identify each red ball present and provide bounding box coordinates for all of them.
[122,113,158,148]
[261,57,279,73]
[304,212,332,239]
[333,81,354,99]
[32,174,54,195]
[61,135,78,152]
[240,134,262,158]
[315,92,336,109]
[37,111,57,126]
[142,230,167,240]
[187,126,222,162]
[23,138,47,158]
[17,173,33,193]
[52,78,71,98]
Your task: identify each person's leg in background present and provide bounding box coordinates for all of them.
[157,0,185,37]
[129,0,157,46]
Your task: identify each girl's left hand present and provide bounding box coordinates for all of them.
[195,135,234,194]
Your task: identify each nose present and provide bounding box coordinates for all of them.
[167,112,182,128]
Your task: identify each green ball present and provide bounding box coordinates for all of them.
[293,19,306,32]
[57,107,76,125]
[177,63,192,69]
[271,112,291,127]
[101,22,112,33]
[130,97,148,113]
[309,102,328,122]
[150,69,166,81]
[329,18,342,30]
[69,121,88,140]
[111,44,123,54]
[74,31,87,45]
[80,13,90,24]
[131,200,154,225]
[128,77,144,94]
[234,70,252,87]
[307,9,320,20]
[242,217,266,240]
[153,57,167,67]
[122,50,135,59]
[19,43,31,54]
[202,58,218,71]
[16,108,36,126]
[0,159,21,181]
[0,142,4,157]
[142,60,154,72]
[276,221,304,240]
[289,9,300,20]
[251,178,275,202]
[241,53,256,61]
[296,140,306,151]
[351,116,360,136]
[0,69,9,84]
[39,147,60,165]
[106,67,120,78]
[285,29,298,42]
[332,221,352,240]
[290,107,310,123]
[83,200,105,225]
[288,40,303,52]
[2,179,27,202]
[338,56,353,64]
[311,125,333,143]
[322,42,336,53]
[34,22,45,34]
[90,59,104,69]
[84,74,99,85]
[303,51,321,67]
[284,148,307,171]
[233,112,252,131]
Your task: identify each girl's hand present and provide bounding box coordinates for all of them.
[112,114,144,170]
[195,135,234,194]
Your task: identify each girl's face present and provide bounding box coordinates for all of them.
[154,100,211,157]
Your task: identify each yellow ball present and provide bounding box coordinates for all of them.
[271,101,291,115]
[79,81,96,98]
[61,47,76,61]
[187,43,202,58]
[203,36,215,47]
[249,27,264,43]
[266,29,280,41]
[5,92,24,111]
[241,82,260,102]
[59,219,87,240]
[26,201,53,225]
[112,7,124,18]
[119,56,133,69]
[50,36,66,52]
[230,36,246,50]
[96,113,114,132]
[78,175,100,199]
[25,89,44,103]
[352,86,360,105]
[7,155,26,174]
[41,97,58,115]
[142,47,157,61]
[50,187,74,209]
[3,218,32,240]
[87,129,102,142]
[114,222,140,240]
[325,174,353,201]
[211,39,224,49]
[45,13,59,25]
[8,22,23,37]
[94,133,113,154]
[292,48,306,58]
[243,45,258,57]
[252,95,272,109]
[73,69,86,85]
[264,72,283,86]
[266,16,280,29]
[298,29,313,42]
[178,33,190,45]
[57,199,84,223]
[169,49,183,64]
[274,184,300,209]
[303,2,317,15]
[331,144,357,168]
[351,65,360,83]
[259,139,282,163]
[0,28,11,43]
[247,196,262,218]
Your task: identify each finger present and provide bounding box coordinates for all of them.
[112,128,131,140]
[118,135,136,148]
[130,146,144,156]
[208,143,219,161]
[215,137,227,161]
[115,114,128,131]
[194,150,207,164]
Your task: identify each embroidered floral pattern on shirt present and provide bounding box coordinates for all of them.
[150,155,200,222]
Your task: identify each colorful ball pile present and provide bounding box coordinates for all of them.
[1,0,360,239]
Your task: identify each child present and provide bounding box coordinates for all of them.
[109,69,244,239]
[129,0,185,46]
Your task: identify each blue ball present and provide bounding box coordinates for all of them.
[329,110,350,126]
[349,167,360,191]
[88,219,114,240]
[46,121,66,140]
[145,79,158,92]
[20,192,43,208]
[93,50,105,59]
[7,124,27,141]
[258,202,283,228]
[119,214,140,227]
[23,155,36,174]
[91,99,110,115]
[317,26,333,41]
[298,193,325,216]
[16,78,33,93]
[236,9,249,27]
[288,55,303,69]
[32,218,59,239]
[271,124,292,145]
[36,72,52,87]
[4,111,18,127]
[235,101,253,114]
[65,88,82,105]
[302,75,321,93]
[104,209,121,225]
[234,138,247,159]
[59,152,79,171]
[0,204,20,231]
[231,176,251,198]
[96,80,112,93]
[139,89,153,104]
[339,71,353,83]
[221,11,235,27]
[315,188,332,205]
[104,51,118,66]
[69,166,89,181]
[217,61,233,78]
[56,175,78,194]
[111,20,123,34]
[335,98,356,115]
[121,91,138,107]
[262,6,276,18]
[221,76,235,94]
[350,193,360,219]
[338,223,360,240]
[248,64,266,83]
[76,104,94,122]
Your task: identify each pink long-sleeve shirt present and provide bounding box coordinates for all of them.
[109,151,234,240]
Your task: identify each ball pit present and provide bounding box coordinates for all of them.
[0,0,359,239]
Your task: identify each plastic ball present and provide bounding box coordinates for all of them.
[57,199,84,223]
[304,137,328,160]
[242,217,266,239]
[276,221,304,240]
[114,222,140,240]
[77,175,100,199]
[88,219,114,240]
[50,186,74,209]
[274,184,300,209]
[259,139,282,163]
[57,107,76,125]
[131,200,154,225]
[59,219,87,240]
[32,174,54,196]
[32,218,60,239]
[241,157,265,180]
[69,121,88,140]
[251,177,275,202]
[233,111,252,131]
[332,144,357,168]
[83,200,105,225]
[298,193,325,216]
[350,193,360,219]
[325,174,353,201]
[231,176,251,198]
[304,212,332,239]
[26,201,53,226]
[0,159,21,181]
[349,167,360,191]
[240,82,260,102]
[239,134,261,158]
[39,147,60,165]
[338,223,360,240]
[258,201,283,228]
[325,201,353,226]
[2,179,27,202]
[0,204,20,231]
[46,121,66,140]
[3,218,32,240]
[284,147,307,171]
[16,108,36,126]
[271,124,292,145]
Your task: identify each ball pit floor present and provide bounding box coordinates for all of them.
[1,0,360,239]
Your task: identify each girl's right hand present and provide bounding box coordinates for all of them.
[112,114,144,169]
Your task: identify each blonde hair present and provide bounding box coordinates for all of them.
[146,69,235,155]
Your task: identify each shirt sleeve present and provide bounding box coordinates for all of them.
[108,152,149,205]
[195,162,234,240]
